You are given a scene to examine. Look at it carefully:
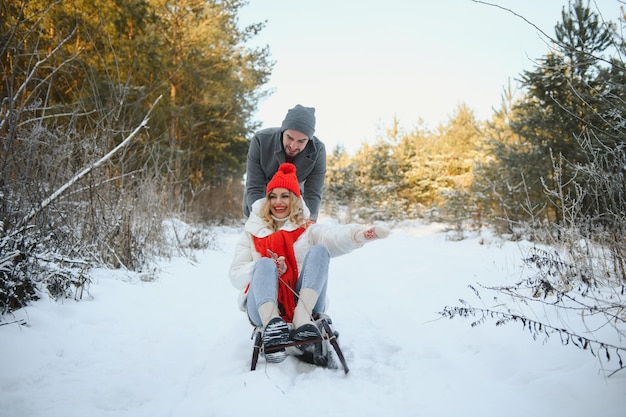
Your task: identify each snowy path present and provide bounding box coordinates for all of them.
[1,222,624,417]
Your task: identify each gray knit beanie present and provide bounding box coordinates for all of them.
[281,104,316,138]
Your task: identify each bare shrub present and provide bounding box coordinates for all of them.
[441,133,626,375]
[1,91,165,312]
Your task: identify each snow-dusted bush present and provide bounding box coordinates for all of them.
[441,134,626,375]
[0,94,166,312]
[0,222,37,313]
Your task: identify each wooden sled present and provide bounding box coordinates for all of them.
[250,315,349,374]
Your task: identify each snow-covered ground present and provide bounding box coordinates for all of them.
[1,220,624,417]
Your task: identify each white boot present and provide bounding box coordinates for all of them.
[292,288,319,329]
[291,288,321,341]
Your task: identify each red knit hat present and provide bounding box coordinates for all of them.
[266,163,301,197]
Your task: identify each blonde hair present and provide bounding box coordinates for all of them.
[260,192,307,231]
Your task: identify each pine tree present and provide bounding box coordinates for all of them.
[147,0,272,209]
[323,145,358,222]
[434,103,483,227]
[509,0,615,222]
[349,139,401,220]
[471,82,546,231]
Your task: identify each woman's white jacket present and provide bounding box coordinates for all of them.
[229,199,363,311]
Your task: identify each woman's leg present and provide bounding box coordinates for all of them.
[246,257,279,327]
[246,257,289,363]
[293,245,330,330]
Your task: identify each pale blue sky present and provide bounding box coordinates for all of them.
[239,0,624,152]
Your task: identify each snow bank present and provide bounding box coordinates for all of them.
[1,221,624,417]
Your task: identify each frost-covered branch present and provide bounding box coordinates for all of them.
[441,239,626,377]
[0,26,78,132]
[440,299,625,376]
[18,95,162,229]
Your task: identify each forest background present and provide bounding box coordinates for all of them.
[1,0,625,372]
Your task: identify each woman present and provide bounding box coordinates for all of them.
[229,163,390,363]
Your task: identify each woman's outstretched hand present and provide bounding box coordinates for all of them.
[353,226,391,245]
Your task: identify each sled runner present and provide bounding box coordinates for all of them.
[250,313,349,374]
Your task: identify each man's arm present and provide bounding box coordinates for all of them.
[244,134,268,216]
[302,142,326,220]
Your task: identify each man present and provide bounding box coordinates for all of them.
[243,104,326,221]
